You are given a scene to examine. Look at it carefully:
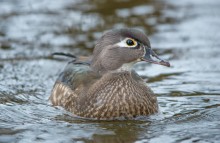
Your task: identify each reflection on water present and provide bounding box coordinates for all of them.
[0,0,220,142]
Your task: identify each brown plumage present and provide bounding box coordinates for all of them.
[50,28,170,120]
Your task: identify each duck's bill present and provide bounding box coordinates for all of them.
[141,48,170,67]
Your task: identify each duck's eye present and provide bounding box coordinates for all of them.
[126,39,135,46]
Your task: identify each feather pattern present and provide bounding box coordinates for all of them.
[50,61,158,120]
[49,28,166,120]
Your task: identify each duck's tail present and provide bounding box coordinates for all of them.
[52,52,91,63]
[52,52,77,59]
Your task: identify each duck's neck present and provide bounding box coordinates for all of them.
[91,56,136,75]
[91,61,136,75]
[115,62,135,73]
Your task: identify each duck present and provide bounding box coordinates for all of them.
[50,28,170,120]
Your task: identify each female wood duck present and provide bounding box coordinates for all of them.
[50,28,170,120]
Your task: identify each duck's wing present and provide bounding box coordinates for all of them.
[49,60,100,110]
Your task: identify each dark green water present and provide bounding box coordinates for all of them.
[0,0,220,142]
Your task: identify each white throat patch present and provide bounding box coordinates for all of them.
[115,62,135,72]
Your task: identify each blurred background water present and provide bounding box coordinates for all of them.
[0,0,220,143]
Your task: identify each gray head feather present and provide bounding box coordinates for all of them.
[91,28,151,74]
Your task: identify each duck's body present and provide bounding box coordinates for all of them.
[50,28,170,120]
[50,61,158,119]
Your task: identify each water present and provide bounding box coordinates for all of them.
[0,0,220,142]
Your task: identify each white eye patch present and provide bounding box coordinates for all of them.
[116,38,138,48]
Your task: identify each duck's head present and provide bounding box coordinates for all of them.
[91,28,170,73]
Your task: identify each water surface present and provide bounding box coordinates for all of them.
[0,0,220,142]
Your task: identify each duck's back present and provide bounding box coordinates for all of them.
[50,61,100,111]
[50,61,158,120]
